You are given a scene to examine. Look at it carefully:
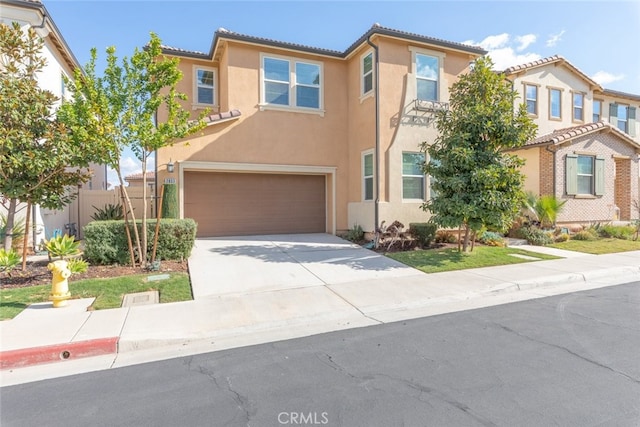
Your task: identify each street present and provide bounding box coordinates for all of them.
[1,282,639,427]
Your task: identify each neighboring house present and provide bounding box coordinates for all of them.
[0,0,108,242]
[125,172,155,189]
[505,56,640,223]
[156,24,485,237]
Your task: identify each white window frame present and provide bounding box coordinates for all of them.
[524,83,538,116]
[192,66,216,109]
[577,155,594,195]
[593,99,602,122]
[259,53,325,116]
[360,50,374,100]
[362,150,374,202]
[409,47,446,103]
[402,151,426,201]
[617,104,629,133]
[548,87,562,120]
[572,91,584,122]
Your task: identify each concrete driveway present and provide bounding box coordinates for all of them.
[188,233,418,299]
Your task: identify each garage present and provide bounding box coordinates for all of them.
[184,171,327,237]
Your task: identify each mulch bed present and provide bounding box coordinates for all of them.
[0,260,189,290]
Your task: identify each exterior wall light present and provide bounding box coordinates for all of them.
[167,159,175,173]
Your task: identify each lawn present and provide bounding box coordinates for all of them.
[548,238,640,254]
[388,246,560,274]
[0,272,192,320]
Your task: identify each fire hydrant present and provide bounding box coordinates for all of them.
[48,260,71,308]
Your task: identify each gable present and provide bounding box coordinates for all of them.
[505,55,602,92]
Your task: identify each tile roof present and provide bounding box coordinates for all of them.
[602,88,640,102]
[524,122,640,149]
[161,24,486,60]
[503,55,602,90]
[125,171,154,181]
[202,109,241,125]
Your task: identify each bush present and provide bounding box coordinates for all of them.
[45,234,81,259]
[91,203,124,221]
[573,230,596,241]
[409,223,437,248]
[478,231,505,247]
[596,224,635,240]
[0,213,25,250]
[517,225,553,246]
[554,233,570,243]
[344,224,364,243]
[0,248,20,275]
[435,230,457,244]
[161,183,179,219]
[83,218,197,265]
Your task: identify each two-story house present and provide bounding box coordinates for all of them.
[156,24,485,237]
[1,0,108,242]
[505,56,640,223]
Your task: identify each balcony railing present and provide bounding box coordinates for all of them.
[414,99,449,112]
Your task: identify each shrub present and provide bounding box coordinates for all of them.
[573,230,597,241]
[478,231,505,247]
[554,233,570,243]
[596,224,635,240]
[83,218,197,265]
[409,223,437,248]
[0,213,25,250]
[91,203,124,221]
[0,248,20,275]
[161,183,179,219]
[45,234,81,259]
[435,230,457,244]
[517,225,553,246]
[344,224,365,243]
[67,258,89,274]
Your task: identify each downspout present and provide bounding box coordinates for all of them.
[367,35,380,232]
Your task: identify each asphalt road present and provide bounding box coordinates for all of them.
[1,282,639,427]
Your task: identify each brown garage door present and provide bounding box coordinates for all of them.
[184,171,326,237]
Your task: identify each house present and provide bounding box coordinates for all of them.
[504,56,640,223]
[1,0,108,242]
[155,24,485,237]
[125,172,156,189]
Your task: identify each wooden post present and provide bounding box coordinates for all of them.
[119,185,136,267]
[151,184,165,263]
[21,202,31,271]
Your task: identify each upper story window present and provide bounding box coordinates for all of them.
[362,151,374,201]
[416,54,439,101]
[572,92,584,122]
[549,88,561,119]
[402,152,425,200]
[525,84,538,116]
[194,67,216,106]
[262,55,322,111]
[609,103,636,136]
[361,51,373,96]
[593,100,602,122]
[617,104,628,133]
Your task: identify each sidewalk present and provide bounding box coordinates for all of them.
[1,246,639,384]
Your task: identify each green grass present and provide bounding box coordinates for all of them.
[0,272,192,320]
[388,246,560,274]
[548,238,640,254]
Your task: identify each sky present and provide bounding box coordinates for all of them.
[41,0,640,186]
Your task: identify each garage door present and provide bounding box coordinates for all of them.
[184,171,326,237]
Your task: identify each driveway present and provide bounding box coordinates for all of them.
[187,233,418,299]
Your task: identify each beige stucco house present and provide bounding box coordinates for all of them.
[505,56,640,223]
[156,25,485,237]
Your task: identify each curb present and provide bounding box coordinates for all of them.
[0,337,119,370]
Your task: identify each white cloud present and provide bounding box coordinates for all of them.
[464,33,510,50]
[546,30,565,47]
[591,71,625,85]
[515,34,536,52]
[488,48,542,71]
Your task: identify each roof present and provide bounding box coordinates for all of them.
[1,0,80,71]
[202,109,242,125]
[524,122,640,150]
[601,88,640,103]
[503,55,602,91]
[125,171,155,181]
[160,23,486,61]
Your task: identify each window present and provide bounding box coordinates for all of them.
[402,152,425,200]
[363,152,374,201]
[572,92,584,121]
[525,84,537,115]
[195,67,215,105]
[361,51,373,96]
[566,154,604,196]
[262,55,322,110]
[416,54,439,101]
[549,88,561,119]
[593,100,602,122]
[428,158,440,200]
[609,103,636,136]
[617,104,628,133]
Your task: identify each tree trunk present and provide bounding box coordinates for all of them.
[3,198,18,251]
[140,154,148,268]
[116,168,141,266]
[119,184,136,267]
[21,202,31,271]
[462,224,471,252]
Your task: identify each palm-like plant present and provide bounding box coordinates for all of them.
[535,195,566,228]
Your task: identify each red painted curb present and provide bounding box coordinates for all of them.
[0,337,119,370]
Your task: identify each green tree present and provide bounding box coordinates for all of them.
[58,33,205,267]
[422,56,537,252]
[0,22,101,252]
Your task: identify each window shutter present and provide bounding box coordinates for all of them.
[595,156,605,196]
[628,107,636,137]
[609,103,618,128]
[565,154,578,195]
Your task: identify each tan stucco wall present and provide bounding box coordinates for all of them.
[512,147,541,194]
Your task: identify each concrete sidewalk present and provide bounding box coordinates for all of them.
[1,240,639,385]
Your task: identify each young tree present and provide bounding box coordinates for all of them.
[422,56,537,252]
[0,22,100,252]
[59,33,205,267]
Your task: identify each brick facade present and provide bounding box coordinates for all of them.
[614,158,632,220]
[539,148,554,196]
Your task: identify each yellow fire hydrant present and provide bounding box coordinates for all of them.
[48,260,71,308]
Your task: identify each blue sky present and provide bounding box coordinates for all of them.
[43,0,640,184]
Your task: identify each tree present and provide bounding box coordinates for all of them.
[422,56,537,252]
[59,33,205,267]
[0,22,101,252]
